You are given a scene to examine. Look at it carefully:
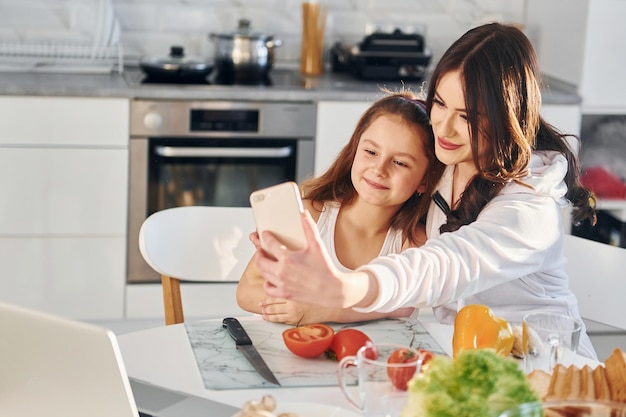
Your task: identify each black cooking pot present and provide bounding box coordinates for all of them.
[139,46,213,83]
[209,19,282,84]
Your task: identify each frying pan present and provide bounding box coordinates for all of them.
[139,46,213,83]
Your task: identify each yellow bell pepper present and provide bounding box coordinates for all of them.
[452,304,514,358]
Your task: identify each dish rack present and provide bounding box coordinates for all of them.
[0,0,123,74]
[0,42,124,74]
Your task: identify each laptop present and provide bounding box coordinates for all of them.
[0,302,239,417]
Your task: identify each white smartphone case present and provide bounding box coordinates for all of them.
[249,181,306,254]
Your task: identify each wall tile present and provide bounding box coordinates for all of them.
[0,0,527,67]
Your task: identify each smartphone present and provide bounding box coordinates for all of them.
[249,181,306,255]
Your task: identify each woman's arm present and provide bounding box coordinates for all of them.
[259,188,562,313]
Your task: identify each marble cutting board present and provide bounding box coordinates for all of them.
[185,318,447,390]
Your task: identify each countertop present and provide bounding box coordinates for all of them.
[0,66,582,105]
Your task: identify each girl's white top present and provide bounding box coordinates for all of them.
[317,202,403,272]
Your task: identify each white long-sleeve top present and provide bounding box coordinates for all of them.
[355,150,597,359]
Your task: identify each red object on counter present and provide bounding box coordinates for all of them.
[581,166,626,199]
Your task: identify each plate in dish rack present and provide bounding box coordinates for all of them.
[231,402,362,417]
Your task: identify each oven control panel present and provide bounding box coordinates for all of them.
[190,109,259,132]
[130,100,316,138]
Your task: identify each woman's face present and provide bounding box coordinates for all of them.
[430,70,483,173]
[351,114,429,209]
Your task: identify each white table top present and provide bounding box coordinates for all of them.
[117,315,599,410]
[117,315,454,409]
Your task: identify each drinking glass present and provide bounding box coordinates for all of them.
[522,312,582,374]
[337,343,422,417]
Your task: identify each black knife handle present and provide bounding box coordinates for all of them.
[222,317,252,346]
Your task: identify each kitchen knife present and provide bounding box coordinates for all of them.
[222,317,281,386]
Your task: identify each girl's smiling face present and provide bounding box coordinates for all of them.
[350,113,429,209]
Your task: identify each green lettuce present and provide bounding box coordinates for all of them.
[400,349,539,417]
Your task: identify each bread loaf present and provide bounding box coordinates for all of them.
[605,348,626,402]
[526,348,626,403]
[592,365,611,400]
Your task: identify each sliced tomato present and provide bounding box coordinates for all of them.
[282,323,334,358]
[327,328,374,361]
[386,348,420,391]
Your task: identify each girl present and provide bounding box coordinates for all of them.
[236,91,445,325]
[254,23,598,359]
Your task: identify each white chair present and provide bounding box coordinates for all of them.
[564,234,626,330]
[138,206,256,325]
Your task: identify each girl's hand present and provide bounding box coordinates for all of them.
[249,231,261,250]
[258,297,330,325]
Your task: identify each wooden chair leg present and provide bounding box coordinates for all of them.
[161,275,184,325]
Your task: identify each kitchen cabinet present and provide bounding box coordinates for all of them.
[0,96,129,320]
[527,0,626,114]
[314,101,370,175]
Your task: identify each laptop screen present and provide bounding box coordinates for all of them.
[0,302,240,417]
[0,302,139,417]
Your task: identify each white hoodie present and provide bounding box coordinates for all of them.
[355,150,597,359]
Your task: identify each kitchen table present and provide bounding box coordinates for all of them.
[116,315,600,411]
[117,315,454,409]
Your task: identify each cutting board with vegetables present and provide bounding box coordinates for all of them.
[185,317,447,390]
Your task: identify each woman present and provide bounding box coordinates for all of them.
[237,92,444,325]
[254,23,598,359]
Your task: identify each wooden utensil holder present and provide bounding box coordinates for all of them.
[300,2,326,76]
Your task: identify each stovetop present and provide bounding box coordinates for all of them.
[123,67,306,90]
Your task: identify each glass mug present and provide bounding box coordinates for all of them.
[337,343,423,417]
[522,312,582,374]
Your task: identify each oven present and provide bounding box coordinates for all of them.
[127,99,316,283]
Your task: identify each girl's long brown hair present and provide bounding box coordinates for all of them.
[301,90,445,244]
[425,23,596,233]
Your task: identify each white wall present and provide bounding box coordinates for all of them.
[0,0,527,68]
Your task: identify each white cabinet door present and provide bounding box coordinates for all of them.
[527,0,626,113]
[579,0,626,113]
[315,101,370,175]
[0,237,126,320]
[0,96,128,146]
[541,104,582,156]
[0,148,128,234]
[0,96,129,320]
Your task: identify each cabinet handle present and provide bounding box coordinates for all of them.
[155,146,292,158]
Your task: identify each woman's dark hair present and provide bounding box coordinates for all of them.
[425,22,596,233]
[301,90,445,245]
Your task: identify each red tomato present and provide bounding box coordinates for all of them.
[418,348,435,368]
[386,348,420,391]
[327,328,374,361]
[282,323,334,358]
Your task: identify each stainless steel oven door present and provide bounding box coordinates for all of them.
[127,137,314,283]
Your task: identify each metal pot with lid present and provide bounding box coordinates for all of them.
[209,19,282,83]
[139,46,213,83]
